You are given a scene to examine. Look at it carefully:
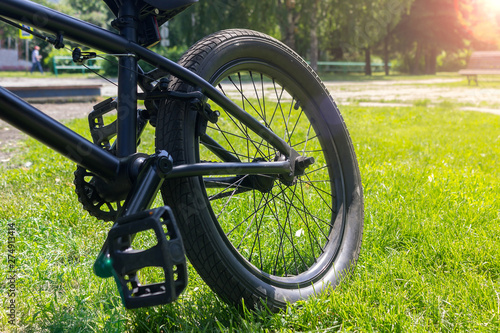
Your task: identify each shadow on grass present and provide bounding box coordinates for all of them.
[129,288,278,332]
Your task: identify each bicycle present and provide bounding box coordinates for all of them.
[0,0,364,311]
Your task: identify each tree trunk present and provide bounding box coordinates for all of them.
[309,0,319,72]
[412,42,423,75]
[384,25,390,76]
[424,46,431,74]
[426,46,437,75]
[365,47,372,76]
[285,12,295,49]
[283,0,296,50]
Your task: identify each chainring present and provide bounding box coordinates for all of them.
[73,166,122,222]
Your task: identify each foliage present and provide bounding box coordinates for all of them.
[393,0,500,74]
[43,48,72,69]
[98,44,187,77]
[325,0,411,55]
[0,0,57,66]
[457,0,500,49]
[318,0,412,75]
[436,49,470,72]
[59,0,114,28]
[394,0,470,74]
[2,0,500,76]
[166,0,280,48]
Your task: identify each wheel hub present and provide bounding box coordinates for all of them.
[249,173,276,193]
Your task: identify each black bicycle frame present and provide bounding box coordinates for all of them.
[0,0,296,181]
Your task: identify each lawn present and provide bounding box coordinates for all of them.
[0,100,499,331]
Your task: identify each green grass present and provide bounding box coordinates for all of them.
[1,103,499,331]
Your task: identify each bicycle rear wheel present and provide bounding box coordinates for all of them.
[156,29,363,310]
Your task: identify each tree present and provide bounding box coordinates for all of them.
[166,0,279,49]
[373,0,414,75]
[0,0,58,44]
[276,0,301,50]
[456,0,500,50]
[314,0,411,75]
[395,0,470,74]
[308,0,320,71]
[333,0,412,75]
[60,0,113,28]
[0,0,60,67]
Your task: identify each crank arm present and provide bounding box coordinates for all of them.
[92,151,189,309]
[93,150,173,278]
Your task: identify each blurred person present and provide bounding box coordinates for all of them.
[31,45,43,74]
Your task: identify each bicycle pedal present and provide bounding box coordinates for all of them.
[108,206,187,309]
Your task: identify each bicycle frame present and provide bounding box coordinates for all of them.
[0,0,364,311]
[0,0,297,183]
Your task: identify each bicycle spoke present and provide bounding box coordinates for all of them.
[297,177,333,198]
[302,172,335,212]
[216,110,270,162]
[272,187,310,276]
[282,183,303,275]
[249,189,267,270]
[204,68,339,278]
[299,180,319,261]
[305,162,328,173]
[209,123,273,161]
[270,191,288,276]
[214,175,250,219]
[290,134,320,151]
[226,72,267,125]
[271,185,334,231]
[207,125,274,154]
[225,189,271,237]
[288,106,306,147]
[279,182,332,241]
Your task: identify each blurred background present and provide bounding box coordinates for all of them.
[1,0,500,76]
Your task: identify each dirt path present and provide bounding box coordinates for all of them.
[325,79,500,106]
[0,102,95,162]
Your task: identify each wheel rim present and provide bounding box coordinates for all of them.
[199,60,345,287]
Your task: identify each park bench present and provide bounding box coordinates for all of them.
[459,51,500,85]
[52,56,102,76]
[314,61,391,73]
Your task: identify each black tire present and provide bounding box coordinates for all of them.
[156,29,363,310]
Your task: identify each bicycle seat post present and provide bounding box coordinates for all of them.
[115,0,139,157]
